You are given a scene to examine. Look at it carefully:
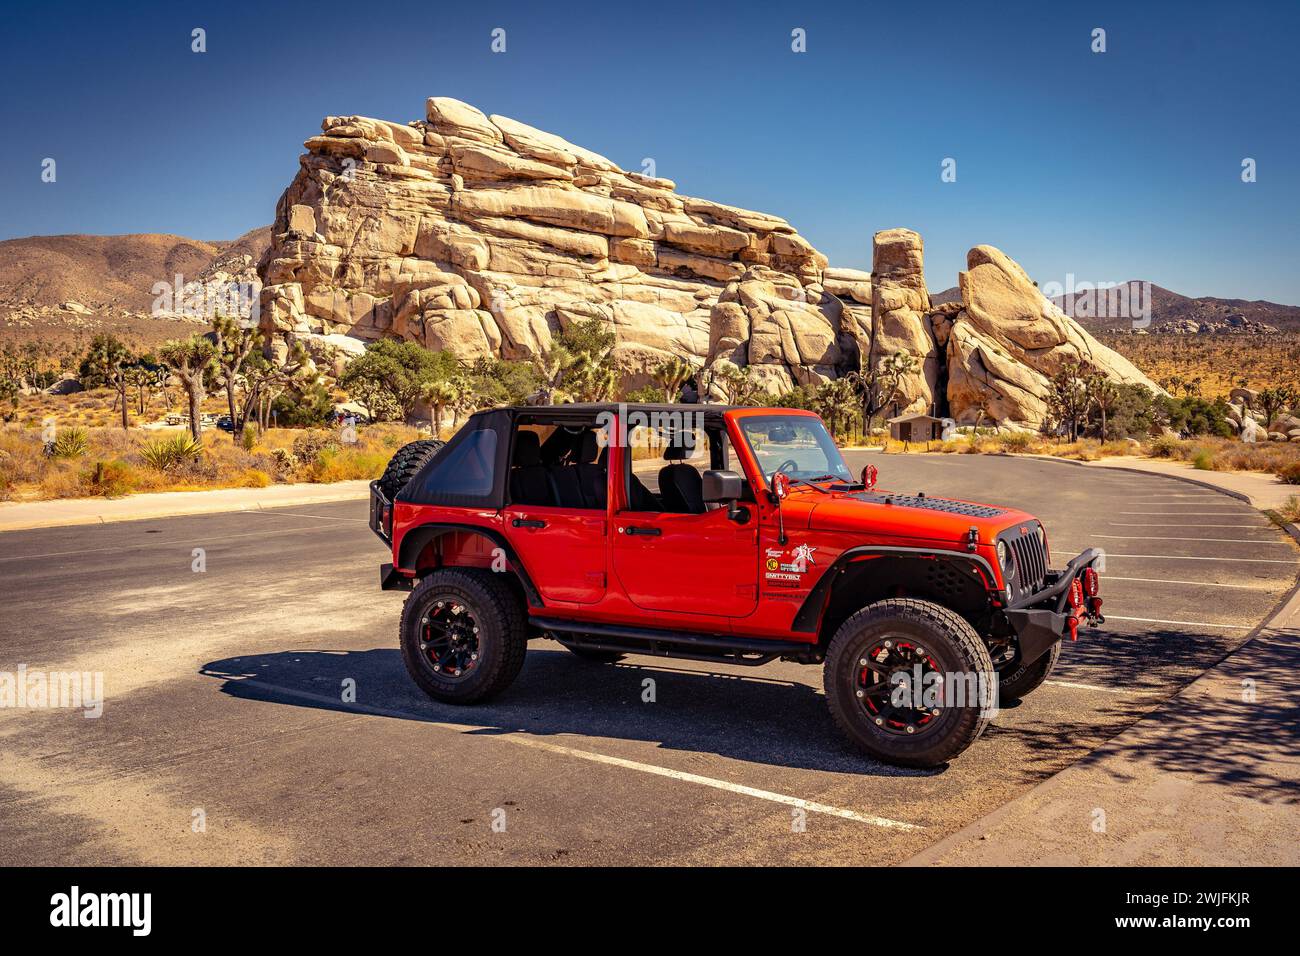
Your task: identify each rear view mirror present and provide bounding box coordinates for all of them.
[768,423,797,443]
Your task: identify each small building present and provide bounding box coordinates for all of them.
[887,412,954,442]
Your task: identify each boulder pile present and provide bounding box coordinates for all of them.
[258,96,1161,426]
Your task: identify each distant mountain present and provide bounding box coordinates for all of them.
[929,280,1300,333]
[0,228,271,312]
[0,228,272,348]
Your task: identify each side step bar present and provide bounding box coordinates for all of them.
[532,616,820,667]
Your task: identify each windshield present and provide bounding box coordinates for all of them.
[736,415,851,487]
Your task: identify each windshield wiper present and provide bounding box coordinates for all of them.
[784,476,833,494]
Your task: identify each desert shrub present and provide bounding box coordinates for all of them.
[1278,462,1300,485]
[292,429,339,464]
[83,459,136,497]
[46,427,89,459]
[302,447,390,483]
[996,432,1035,453]
[238,468,272,488]
[1279,495,1300,522]
[240,424,258,451]
[1192,448,1216,470]
[272,382,336,427]
[1147,434,1182,458]
[269,447,300,478]
[142,434,203,471]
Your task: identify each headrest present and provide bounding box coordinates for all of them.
[513,431,541,466]
[663,435,695,461]
[579,430,600,463]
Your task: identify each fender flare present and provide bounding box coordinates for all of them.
[790,545,1001,634]
[396,522,543,608]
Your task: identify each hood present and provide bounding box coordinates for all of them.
[792,486,1039,548]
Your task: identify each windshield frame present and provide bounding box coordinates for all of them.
[734,413,852,491]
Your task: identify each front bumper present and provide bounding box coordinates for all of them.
[1003,547,1106,666]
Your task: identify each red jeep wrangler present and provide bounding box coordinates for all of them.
[369,404,1104,767]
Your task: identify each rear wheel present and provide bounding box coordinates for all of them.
[400,569,527,704]
[824,598,995,768]
[378,438,444,499]
[997,640,1060,702]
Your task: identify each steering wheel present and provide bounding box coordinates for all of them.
[776,459,800,475]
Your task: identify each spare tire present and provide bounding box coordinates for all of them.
[377,439,445,499]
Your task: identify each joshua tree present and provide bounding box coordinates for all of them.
[651,356,699,403]
[1048,359,1090,442]
[84,334,135,430]
[1087,373,1120,441]
[1257,385,1297,430]
[159,336,217,441]
[211,314,261,439]
[422,377,462,437]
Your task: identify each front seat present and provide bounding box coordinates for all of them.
[658,441,704,514]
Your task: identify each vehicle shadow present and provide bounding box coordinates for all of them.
[199,645,938,778]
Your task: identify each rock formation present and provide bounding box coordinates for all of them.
[258,95,1161,426]
[258,97,852,395]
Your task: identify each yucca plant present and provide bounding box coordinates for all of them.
[142,434,203,471]
[46,427,90,459]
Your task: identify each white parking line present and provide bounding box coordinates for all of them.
[1054,548,1294,564]
[1088,534,1290,544]
[248,510,367,523]
[507,735,923,831]
[1105,575,1279,591]
[1103,615,1253,629]
[243,680,923,832]
[1044,679,1139,694]
[1118,511,1256,516]
[1108,522,1271,528]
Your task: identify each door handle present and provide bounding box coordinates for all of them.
[511,518,546,529]
[624,526,661,536]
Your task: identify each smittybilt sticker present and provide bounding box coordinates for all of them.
[764,543,817,587]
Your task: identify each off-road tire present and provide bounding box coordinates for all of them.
[400,568,527,704]
[378,439,445,499]
[563,644,625,664]
[997,640,1060,702]
[824,598,995,768]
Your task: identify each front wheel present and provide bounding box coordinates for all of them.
[400,568,527,704]
[823,598,995,768]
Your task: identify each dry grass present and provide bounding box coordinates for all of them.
[0,421,424,501]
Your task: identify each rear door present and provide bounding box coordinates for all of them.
[502,420,608,605]
[611,421,758,617]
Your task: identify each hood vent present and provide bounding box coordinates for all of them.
[847,492,1006,519]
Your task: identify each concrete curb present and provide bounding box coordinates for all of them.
[0,481,371,532]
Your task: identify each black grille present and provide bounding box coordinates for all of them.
[1003,527,1048,597]
[850,493,1006,518]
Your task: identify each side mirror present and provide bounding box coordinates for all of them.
[702,469,743,504]
[861,463,878,491]
[703,469,748,523]
[771,471,790,501]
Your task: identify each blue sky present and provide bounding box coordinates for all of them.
[2,0,1297,302]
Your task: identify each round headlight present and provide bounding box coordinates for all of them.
[997,540,1014,578]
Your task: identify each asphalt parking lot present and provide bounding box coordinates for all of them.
[0,453,1295,865]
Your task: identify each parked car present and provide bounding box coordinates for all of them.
[367,404,1105,768]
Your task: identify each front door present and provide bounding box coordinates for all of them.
[612,507,758,616]
[610,421,758,617]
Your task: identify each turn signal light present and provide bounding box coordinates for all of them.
[1082,567,1099,597]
